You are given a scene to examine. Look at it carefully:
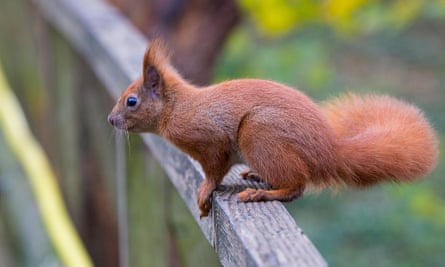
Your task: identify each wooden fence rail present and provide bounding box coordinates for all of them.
[33,0,328,266]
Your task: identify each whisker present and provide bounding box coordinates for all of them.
[109,127,133,155]
[123,127,132,154]
[108,128,117,144]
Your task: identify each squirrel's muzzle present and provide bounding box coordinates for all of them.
[107,113,125,129]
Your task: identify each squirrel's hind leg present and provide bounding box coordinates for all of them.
[237,184,305,203]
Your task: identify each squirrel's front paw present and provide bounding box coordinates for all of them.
[198,196,212,218]
[197,180,215,218]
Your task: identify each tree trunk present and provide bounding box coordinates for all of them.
[107,0,241,85]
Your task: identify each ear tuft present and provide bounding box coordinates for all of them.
[142,38,171,98]
[143,38,170,74]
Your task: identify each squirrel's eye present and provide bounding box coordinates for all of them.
[126,96,138,107]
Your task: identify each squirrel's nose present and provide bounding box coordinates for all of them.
[107,114,115,126]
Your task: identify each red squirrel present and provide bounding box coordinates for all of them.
[108,39,439,217]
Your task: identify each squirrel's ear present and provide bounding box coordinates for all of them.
[143,65,161,98]
[142,39,169,98]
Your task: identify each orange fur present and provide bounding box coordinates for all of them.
[108,39,439,217]
[322,93,438,186]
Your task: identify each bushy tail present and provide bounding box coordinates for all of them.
[322,93,439,187]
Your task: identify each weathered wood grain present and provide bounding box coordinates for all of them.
[32,0,328,266]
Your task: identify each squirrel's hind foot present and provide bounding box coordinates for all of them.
[237,186,305,203]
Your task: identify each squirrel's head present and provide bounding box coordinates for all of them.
[108,39,170,133]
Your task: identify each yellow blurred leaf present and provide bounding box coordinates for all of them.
[239,0,319,36]
[240,0,445,36]
[323,0,368,32]
[324,0,368,20]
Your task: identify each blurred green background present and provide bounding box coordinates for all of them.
[0,0,444,266]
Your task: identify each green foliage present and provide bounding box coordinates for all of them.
[291,186,445,267]
[215,29,338,99]
[239,0,445,36]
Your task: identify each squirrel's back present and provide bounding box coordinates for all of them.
[323,93,439,187]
